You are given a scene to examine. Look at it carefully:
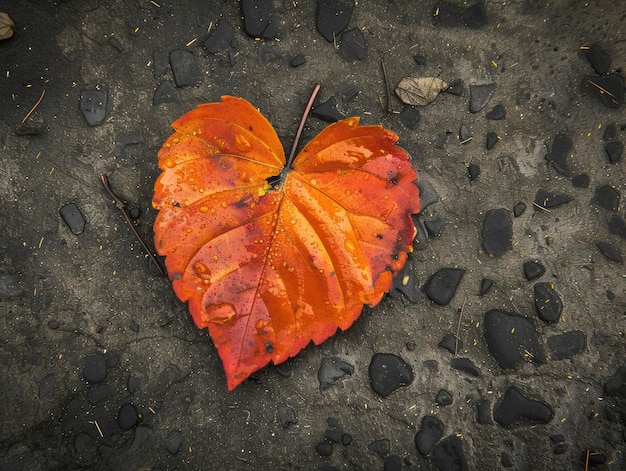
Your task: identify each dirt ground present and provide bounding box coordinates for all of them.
[1,1,625,470]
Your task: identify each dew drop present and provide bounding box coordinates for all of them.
[221,201,227,208]
[206,303,236,325]
[210,208,216,214]
[164,158,176,168]
[310,179,317,186]
[189,176,196,183]
[172,137,179,144]
[234,133,253,152]
[192,262,212,283]
[345,239,356,253]
[200,206,208,213]
[185,227,192,233]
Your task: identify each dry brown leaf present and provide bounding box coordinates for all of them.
[395,77,449,106]
[0,13,14,40]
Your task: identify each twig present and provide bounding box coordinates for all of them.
[100,175,165,275]
[287,83,321,168]
[455,297,467,355]
[381,60,392,114]
[21,90,45,124]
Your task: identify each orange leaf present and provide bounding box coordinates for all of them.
[153,95,420,390]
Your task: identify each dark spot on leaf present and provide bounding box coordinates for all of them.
[265,342,274,354]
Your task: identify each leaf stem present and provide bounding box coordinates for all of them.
[287,83,321,169]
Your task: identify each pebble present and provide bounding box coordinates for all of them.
[152,51,168,78]
[582,73,624,109]
[469,83,496,113]
[513,202,526,217]
[79,89,107,126]
[534,282,563,324]
[38,373,56,400]
[438,333,463,354]
[486,104,505,120]
[164,430,182,455]
[433,2,487,28]
[436,389,453,407]
[523,260,546,280]
[583,44,611,74]
[482,208,512,257]
[128,207,141,220]
[547,331,586,360]
[277,405,297,428]
[467,163,480,181]
[534,189,571,209]
[571,173,590,188]
[0,273,22,299]
[338,83,359,102]
[83,353,107,383]
[315,440,333,457]
[74,432,92,453]
[412,215,429,251]
[87,384,111,404]
[48,320,59,329]
[340,29,367,62]
[318,357,354,391]
[392,256,420,303]
[312,96,345,122]
[486,131,499,150]
[274,362,291,378]
[596,241,623,263]
[117,403,138,431]
[257,43,282,65]
[477,399,492,424]
[290,54,305,67]
[450,357,481,377]
[422,268,465,305]
[169,49,200,87]
[446,78,464,96]
[399,106,420,129]
[479,278,494,295]
[501,452,514,467]
[484,309,546,368]
[424,218,447,237]
[603,122,617,141]
[384,454,403,471]
[605,141,623,163]
[341,433,352,446]
[493,386,554,426]
[108,37,123,52]
[608,215,626,239]
[240,0,277,39]
[431,434,469,471]
[413,54,427,65]
[605,366,626,398]
[204,20,236,54]
[593,185,620,212]
[59,203,86,235]
[368,353,414,398]
[545,133,573,176]
[324,418,343,443]
[459,124,472,143]
[414,415,444,455]
[368,438,390,455]
[153,80,177,105]
[316,0,354,42]
[416,179,439,212]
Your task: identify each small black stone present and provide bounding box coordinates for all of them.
[108,37,123,52]
[169,49,200,87]
[424,218,447,237]
[392,256,421,303]
[83,354,107,383]
[545,133,573,176]
[605,141,624,163]
[479,278,494,295]
[436,389,453,406]
[414,415,444,455]
[74,432,92,453]
[484,309,546,368]
[128,207,141,220]
[399,106,420,130]
[315,440,333,457]
[312,96,345,122]
[431,434,469,471]
[459,124,472,142]
[277,405,297,428]
[274,362,291,378]
[368,438,390,455]
[552,443,568,455]
[438,333,463,354]
[593,185,621,212]
[80,89,107,126]
[534,282,563,324]
[608,215,626,239]
[501,452,514,467]
[318,357,354,391]
[583,44,611,75]
[341,434,352,446]
[486,104,505,120]
[523,260,546,280]
[446,78,464,96]
[416,179,439,212]
[368,353,414,398]
[204,20,236,53]
[603,122,617,141]
[117,403,138,431]
[513,202,526,217]
[384,454,403,471]
[325,422,343,444]
[87,384,111,404]
[422,268,465,305]
[571,174,590,188]
[596,241,623,263]
[290,54,305,67]
[469,83,497,113]
[152,51,169,78]
[482,208,512,257]
[316,0,354,42]
[340,28,367,62]
[127,375,140,393]
[477,399,492,424]
[129,320,140,332]
[534,189,571,209]
[550,434,566,443]
[153,80,177,105]
[547,331,586,360]
[582,73,624,109]
[450,357,481,377]
[48,320,59,329]
[433,2,487,28]
[486,131,499,150]
[467,164,480,181]
[338,83,359,102]
[413,54,427,65]
[164,430,182,455]
[240,0,277,39]
[605,366,626,398]
[493,386,554,426]
[0,274,22,300]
